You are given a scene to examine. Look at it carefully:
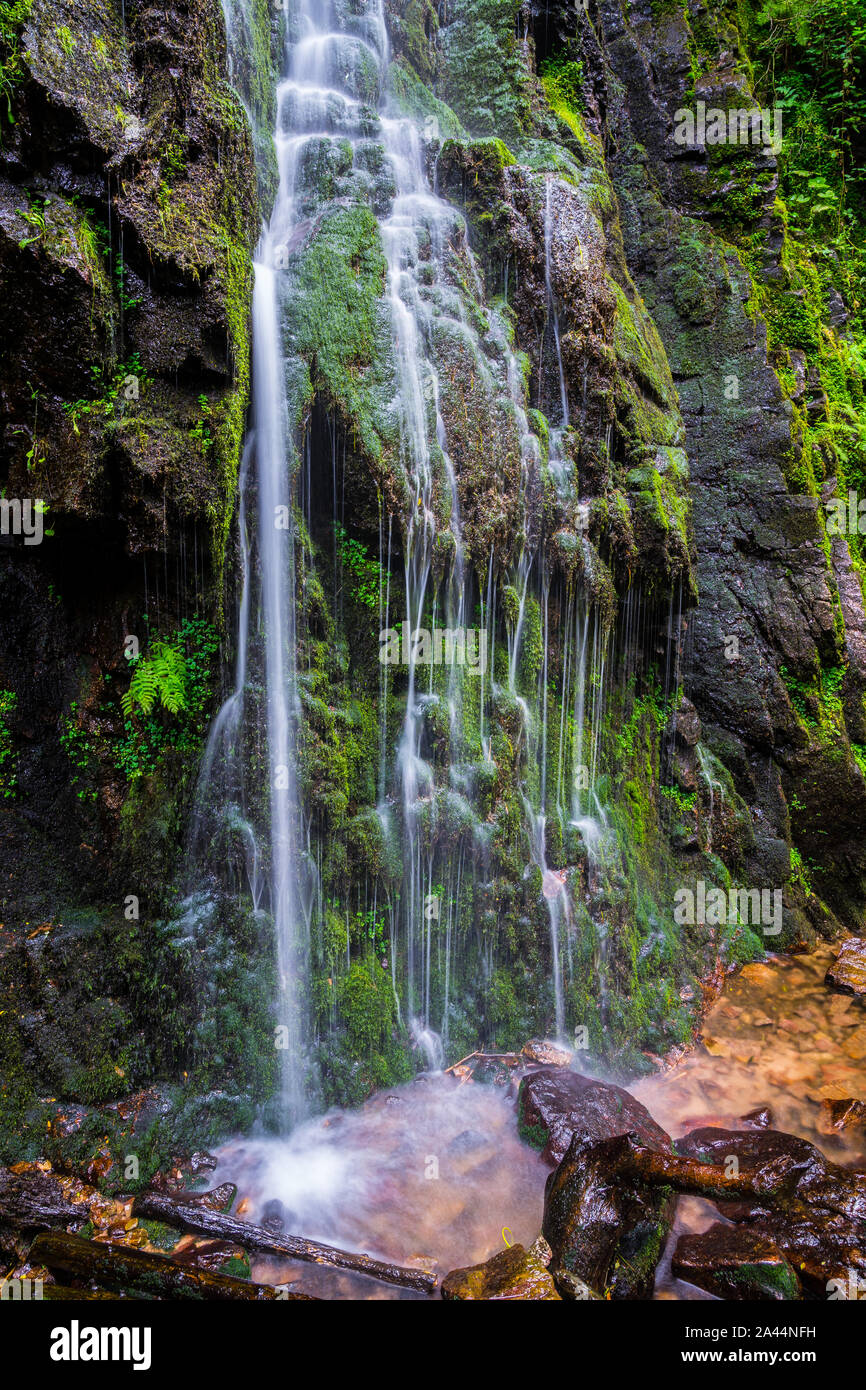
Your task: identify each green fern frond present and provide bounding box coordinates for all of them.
[121,639,188,718]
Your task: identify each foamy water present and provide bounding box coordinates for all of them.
[215,942,865,1298]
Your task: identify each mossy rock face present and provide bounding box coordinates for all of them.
[436,0,536,144]
[0,893,281,1178]
[0,0,259,928]
[384,0,439,85]
[599,0,866,937]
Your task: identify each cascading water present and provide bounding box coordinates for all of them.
[193,0,682,1119]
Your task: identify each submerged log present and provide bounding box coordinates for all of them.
[132,1190,437,1294]
[0,1168,88,1231]
[29,1231,312,1301]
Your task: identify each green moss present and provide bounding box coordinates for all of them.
[437,0,534,143]
[387,56,463,140]
[285,203,394,471]
[0,688,17,798]
[518,1117,549,1151]
[0,0,32,132]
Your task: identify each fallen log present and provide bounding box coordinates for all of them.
[42,1284,126,1301]
[132,1189,437,1294]
[0,1169,88,1231]
[29,1231,314,1301]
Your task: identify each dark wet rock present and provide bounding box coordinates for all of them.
[675,1129,866,1294]
[441,1243,562,1301]
[672,1223,801,1300]
[672,695,701,747]
[552,1268,602,1301]
[446,1129,489,1158]
[542,1130,676,1300]
[469,1056,514,1086]
[262,1198,286,1234]
[825,937,866,997]
[741,1106,774,1129]
[518,1067,671,1166]
[527,1233,552,1266]
[598,0,866,941]
[170,1238,249,1273]
[189,1152,218,1176]
[818,1098,866,1135]
[195,1184,237,1214]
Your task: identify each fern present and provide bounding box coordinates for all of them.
[122,639,188,718]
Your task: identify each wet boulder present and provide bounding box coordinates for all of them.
[542,1130,676,1300]
[676,1127,866,1217]
[818,1098,866,1136]
[441,1243,562,1300]
[518,1066,671,1166]
[825,936,866,997]
[675,1128,866,1294]
[522,1039,573,1068]
[672,1223,801,1301]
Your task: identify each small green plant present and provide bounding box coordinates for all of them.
[17,195,45,248]
[0,0,33,133]
[114,253,142,311]
[122,640,188,718]
[660,784,698,815]
[540,52,585,115]
[55,25,74,55]
[115,616,219,780]
[63,353,149,431]
[59,701,99,803]
[335,523,382,612]
[0,688,17,798]
[355,906,389,954]
[189,394,214,453]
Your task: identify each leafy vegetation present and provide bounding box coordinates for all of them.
[335,523,382,612]
[122,641,188,719]
[0,0,32,133]
[0,689,17,798]
[116,617,219,780]
[63,354,150,431]
[59,702,99,803]
[539,51,585,116]
[751,0,866,324]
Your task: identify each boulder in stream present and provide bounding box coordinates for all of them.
[441,1243,562,1300]
[518,1067,672,1166]
[825,936,866,997]
[672,1223,801,1300]
[543,1130,676,1300]
[676,1128,866,1295]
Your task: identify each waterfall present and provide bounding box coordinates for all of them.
[193,0,649,1119]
